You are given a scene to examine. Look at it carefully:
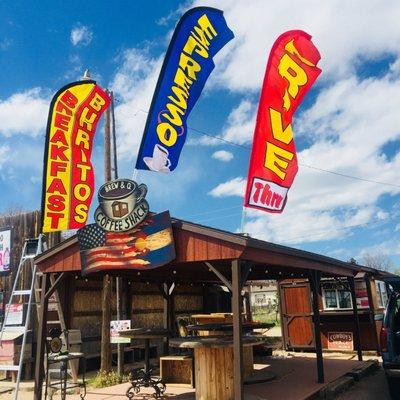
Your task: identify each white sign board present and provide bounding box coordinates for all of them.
[0,229,11,273]
[5,304,23,325]
[110,320,131,344]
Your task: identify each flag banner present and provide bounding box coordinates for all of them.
[244,31,321,213]
[78,211,175,276]
[41,80,111,232]
[135,7,234,173]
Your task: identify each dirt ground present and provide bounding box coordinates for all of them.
[336,367,391,400]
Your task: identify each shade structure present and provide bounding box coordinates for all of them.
[33,217,367,400]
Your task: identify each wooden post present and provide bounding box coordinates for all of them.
[100,96,112,373]
[33,274,50,400]
[160,283,175,354]
[232,260,244,400]
[348,276,363,361]
[101,274,112,372]
[365,275,380,352]
[116,277,124,377]
[309,270,324,383]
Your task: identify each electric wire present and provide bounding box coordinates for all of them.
[116,106,400,189]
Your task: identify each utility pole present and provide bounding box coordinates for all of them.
[100,91,112,373]
[110,91,125,378]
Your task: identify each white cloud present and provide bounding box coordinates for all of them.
[212,150,233,162]
[70,25,93,46]
[189,0,400,91]
[0,89,49,137]
[0,146,10,169]
[395,224,400,232]
[110,48,162,161]
[206,60,400,245]
[208,177,246,197]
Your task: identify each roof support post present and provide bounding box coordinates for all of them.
[34,273,50,400]
[309,270,324,383]
[159,283,175,354]
[365,274,379,352]
[232,259,244,400]
[347,276,363,361]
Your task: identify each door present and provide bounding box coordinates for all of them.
[280,282,315,349]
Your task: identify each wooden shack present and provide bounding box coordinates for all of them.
[33,217,366,400]
[0,210,60,314]
[279,267,393,353]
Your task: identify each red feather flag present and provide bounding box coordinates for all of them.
[244,30,321,213]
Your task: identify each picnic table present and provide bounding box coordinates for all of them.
[119,328,170,399]
[187,322,275,335]
[170,335,266,400]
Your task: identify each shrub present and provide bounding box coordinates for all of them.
[90,370,130,388]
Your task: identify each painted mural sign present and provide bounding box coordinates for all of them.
[135,7,234,173]
[327,332,353,351]
[77,179,175,276]
[41,80,111,233]
[0,228,11,274]
[244,30,321,213]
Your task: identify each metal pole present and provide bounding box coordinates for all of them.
[33,274,50,400]
[110,91,118,180]
[348,276,363,361]
[232,260,244,400]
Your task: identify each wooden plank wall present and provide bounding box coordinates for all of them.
[67,276,204,358]
[0,210,60,297]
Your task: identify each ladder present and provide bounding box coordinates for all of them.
[34,273,79,385]
[0,236,79,399]
[0,236,44,400]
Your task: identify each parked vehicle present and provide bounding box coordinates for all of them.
[379,277,400,400]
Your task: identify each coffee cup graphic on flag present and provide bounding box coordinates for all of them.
[143,144,172,173]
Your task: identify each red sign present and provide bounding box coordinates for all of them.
[244,31,321,213]
[327,332,353,351]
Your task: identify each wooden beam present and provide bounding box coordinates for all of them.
[33,273,50,400]
[232,260,244,400]
[309,270,324,383]
[348,276,363,361]
[241,261,253,289]
[44,272,66,300]
[205,262,232,291]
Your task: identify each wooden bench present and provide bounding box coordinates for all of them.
[159,355,194,388]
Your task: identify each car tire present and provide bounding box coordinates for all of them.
[387,376,400,400]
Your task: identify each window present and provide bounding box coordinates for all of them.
[376,281,388,308]
[322,284,353,310]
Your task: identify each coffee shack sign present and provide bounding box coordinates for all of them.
[94,179,149,232]
[77,178,176,275]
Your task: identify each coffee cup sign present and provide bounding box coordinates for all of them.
[94,179,149,232]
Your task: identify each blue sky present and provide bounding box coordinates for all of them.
[0,0,399,267]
